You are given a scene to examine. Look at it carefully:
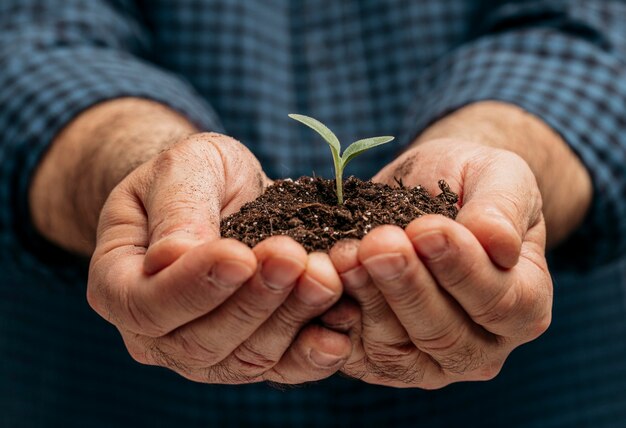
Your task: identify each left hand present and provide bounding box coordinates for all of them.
[326,138,553,388]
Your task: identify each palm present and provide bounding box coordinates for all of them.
[88,133,353,385]
[328,138,552,388]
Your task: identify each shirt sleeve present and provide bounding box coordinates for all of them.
[401,0,626,270]
[0,0,223,274]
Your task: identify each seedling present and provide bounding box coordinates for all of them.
[288,114,394,204]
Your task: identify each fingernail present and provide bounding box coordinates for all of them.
[412,232,448,259]
[309,349,343,368]
[362,253,406,281]
[261,257,304,290]
[340,265,368,289]
[210,260,254,288]
[295,275,336,306]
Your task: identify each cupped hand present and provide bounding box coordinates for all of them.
[327,139,553,388]
[88,133,353,384]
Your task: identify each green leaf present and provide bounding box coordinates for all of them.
[288,114,395,205]
[341,136,394,168]
[288,114,341,156]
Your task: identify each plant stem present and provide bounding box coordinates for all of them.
[335,167,343,205]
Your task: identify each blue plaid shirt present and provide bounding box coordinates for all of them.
[1,1,625,427]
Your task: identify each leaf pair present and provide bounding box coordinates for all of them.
[288,114,394,204]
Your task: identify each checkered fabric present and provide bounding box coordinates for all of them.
[1,1,625,427]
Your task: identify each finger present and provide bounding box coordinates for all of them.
[330,240,430,385]
[359,225,498,377]
[265,324,352,384]
[330,240,410,346]
[126,326,351,386]
[319,295,364,366]
[407,215,552,340]
[88,238,256,337]
[218,141,272,218]
[456,151,542,269]
[152,236,307,368]
[140,135,231,274]
[223,252,343,379]
[320,296,362,334]
[121,330,252,385]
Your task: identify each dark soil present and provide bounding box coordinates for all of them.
[220,176,459,252]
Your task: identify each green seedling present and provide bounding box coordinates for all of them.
[288,114,394,204]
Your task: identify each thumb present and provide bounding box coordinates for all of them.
[141,140,226,274]
[456,152,543,269]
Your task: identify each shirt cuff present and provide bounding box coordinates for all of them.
[0,47,223,274]
[400,29,626,270]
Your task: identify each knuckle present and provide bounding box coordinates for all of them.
[473,283,520,327]
[435,343,485,375]
[476,360,504,381]
[172,328,222,366]
[227,296,272,327]
[413,327,485,375]
[274,304,306,329]
[127,347,150,365]
[525,281,553,338]
[87,259,127,326]
[124,288,168,337]
[362,341,425,385]
[364,340,412,363]
[529,312,552,340]
[124,336,151,365]
[366,357,425,385]
[474,278,552,340]
[151,147,179,176]
[147,340,193,375]
[322,316,357,333]
[417,380,450,390]
[342,359,369,381]
[361,295,393,324]
[206,363,259,385]
[410,321,462,353]
[231,342,278,375]
[86,279,108,320]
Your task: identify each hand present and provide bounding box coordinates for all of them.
[327,139,553,388]
[88,132,353,384]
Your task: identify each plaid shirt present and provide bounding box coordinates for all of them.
[1,0,625,426]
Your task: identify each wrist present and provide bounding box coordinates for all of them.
[414,101,592,247]
[29,98,197,255]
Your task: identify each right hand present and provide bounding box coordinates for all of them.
[87,133,355,384]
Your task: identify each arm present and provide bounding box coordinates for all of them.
[400,0,626,269]
[29,98,197,256]
[327,0,624,388]
[0,0,220,265]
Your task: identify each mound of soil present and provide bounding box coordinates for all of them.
[220,176,458,252]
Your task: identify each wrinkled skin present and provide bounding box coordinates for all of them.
[88,133,357,384]
[34,100,587,388]
[324,139,553,388]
